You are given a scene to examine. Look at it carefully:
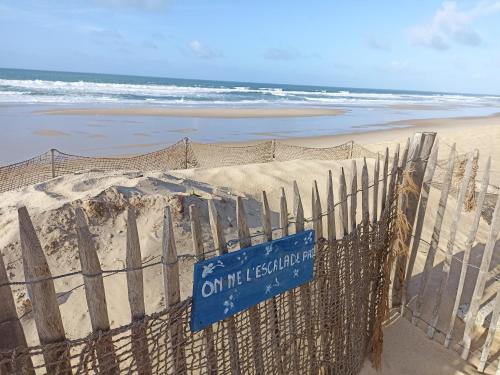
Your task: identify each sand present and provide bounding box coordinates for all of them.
[1,113,499,374]
[36,107,346,118]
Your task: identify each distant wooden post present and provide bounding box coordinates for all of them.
[461,192,500,360]
[350,160,358,232]
[183,138,189,169]
[279,188,300,375]
[125,208,152,375]
[207,200,241,375]
[413,144,456,325]
[18,206,72,375]
[445,157,490,348]
[401,139,439,312]
[327,170,336,242]
[75,208,119,374]
[293,182,317,374]
[236,196,265,374]
[50,149,56,178]
[372,154,380,224]
[427,154,474,338]
[189,204,217,375]
[0,252,35,375]
[162,207,187,374]
[393,132,436,307]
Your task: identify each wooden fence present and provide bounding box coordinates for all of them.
[0,134,409,374]
[394,135,500,374]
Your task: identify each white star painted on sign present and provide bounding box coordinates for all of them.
[293,269,299,278]
[265,284,272,294]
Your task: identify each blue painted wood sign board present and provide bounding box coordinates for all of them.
[191,229,315,332]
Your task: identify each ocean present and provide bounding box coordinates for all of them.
[1,67,500,108]
[1,67,500,165]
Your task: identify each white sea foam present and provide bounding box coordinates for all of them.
[1,78,500,107]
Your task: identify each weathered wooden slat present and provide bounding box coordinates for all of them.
[261,191,285,375]
[393,133,436,308]
[350,160,358,232]
[339,168,349,237]
[313,180,323,239]
[18,206,72,375]
[478,288,500,372]
[380,148,389,217]
[445,156,490,348]
[75,207,119,374]
[401,138,440,312]
[372,154,380,224]
[413,144,456,324]
[386,146,400,309]
[280,187,289,237]
[279,188,299,375]
[462,192,500,360]
[0,252,35,375]
[126,208,152,375]
[327,170,336,242]
[207,199,241,375]
[294,184,317,375]
[162,207,187,374]
[189,204,217,375]
[427,153,475,338]
[236,196,265,374]
[361,159,370,229]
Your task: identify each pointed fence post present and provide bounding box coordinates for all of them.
[18,206,72,375]
[279,188,300,375]
[0,252,35,375]
[261,191,285,375]
[402,139,440,313]
[207,200,241,375]
[350,160,358,232]
[462,192,500,360]
[380,148,389,217]
[339,168,349,237]
[427,154,474,338]
[189,204,217,375]
[413,144,456,325]
[162,207,187,374]
[393,133,436,307]
[445,157,490,348]
[327,170,336,242]
[293,182,317,374]
[236,196,265,374]
[126,208,152,375]
[75,208,119,374]
[372,154,380,224]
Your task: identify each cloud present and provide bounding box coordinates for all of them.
[367,37,390,51]
[188,40,222,59]
[410,1,500,50]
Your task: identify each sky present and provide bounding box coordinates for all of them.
[1,0,500,94]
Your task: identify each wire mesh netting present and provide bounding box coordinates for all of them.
[0,205,396,374]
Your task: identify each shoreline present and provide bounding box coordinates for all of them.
[36,107,347,118]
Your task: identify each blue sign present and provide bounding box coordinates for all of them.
[191,230,315,332]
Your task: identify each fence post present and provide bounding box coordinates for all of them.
[162,207,187,374]
[350,160,357,232]
[184,138,189,169]
[18,206,72,375]
[207,200,241,375]
[293,181,317,374]
[271,139,276,160]
[126,208,152,375]
[327,170,336,242]
[75,208,119,374]
[339,168,349,236]
[372,154,380,224]
[380,148,389,218]
[0,252,35,375]
[392,132,436,307]
[50,149,56,178]
[189,204,218,375]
